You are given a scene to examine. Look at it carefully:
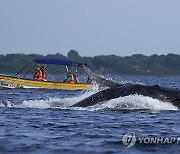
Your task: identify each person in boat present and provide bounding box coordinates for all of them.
[64,72,79,83]
[87,76,92,84]
[34,66,47,81]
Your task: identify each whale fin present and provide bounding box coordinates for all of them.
[83,64,121,88]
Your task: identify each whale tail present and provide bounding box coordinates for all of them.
[83,64,121,88]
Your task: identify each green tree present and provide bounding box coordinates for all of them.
[67,50,80,59]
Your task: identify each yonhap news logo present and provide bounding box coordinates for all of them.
[122,132,180,148]
[122,132,136,148]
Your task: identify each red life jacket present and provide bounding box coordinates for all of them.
[34,69,46,81]
[70,74,79,83]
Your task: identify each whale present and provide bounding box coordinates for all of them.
[71,84,180,108]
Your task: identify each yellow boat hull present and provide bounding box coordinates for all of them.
[0,75,94,90]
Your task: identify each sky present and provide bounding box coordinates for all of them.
[0,0,180,57]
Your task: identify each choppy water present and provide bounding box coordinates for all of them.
[0,75,180,153]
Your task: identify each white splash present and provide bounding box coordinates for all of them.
[88,94,178,111]
[0,101,15,108]
[17,90,96,109]
[1,92,178,111]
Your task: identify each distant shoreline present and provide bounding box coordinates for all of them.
[0,50,180,76]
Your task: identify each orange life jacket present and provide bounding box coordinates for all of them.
[71,74,79,83]
[34,69,46,81]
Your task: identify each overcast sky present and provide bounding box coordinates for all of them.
[0,0,180,56]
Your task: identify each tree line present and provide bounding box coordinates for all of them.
[0,50,180,75]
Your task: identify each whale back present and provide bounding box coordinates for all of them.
[71,84,180,107]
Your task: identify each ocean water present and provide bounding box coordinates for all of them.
[0,75,180,154]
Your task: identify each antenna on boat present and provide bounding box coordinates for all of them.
[65,65,69,72]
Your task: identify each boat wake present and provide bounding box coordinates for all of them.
[0,91,178,111]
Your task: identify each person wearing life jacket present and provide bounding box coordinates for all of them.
[64,72,79,83]
[34,66,47,81]
[87,76,92,84]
